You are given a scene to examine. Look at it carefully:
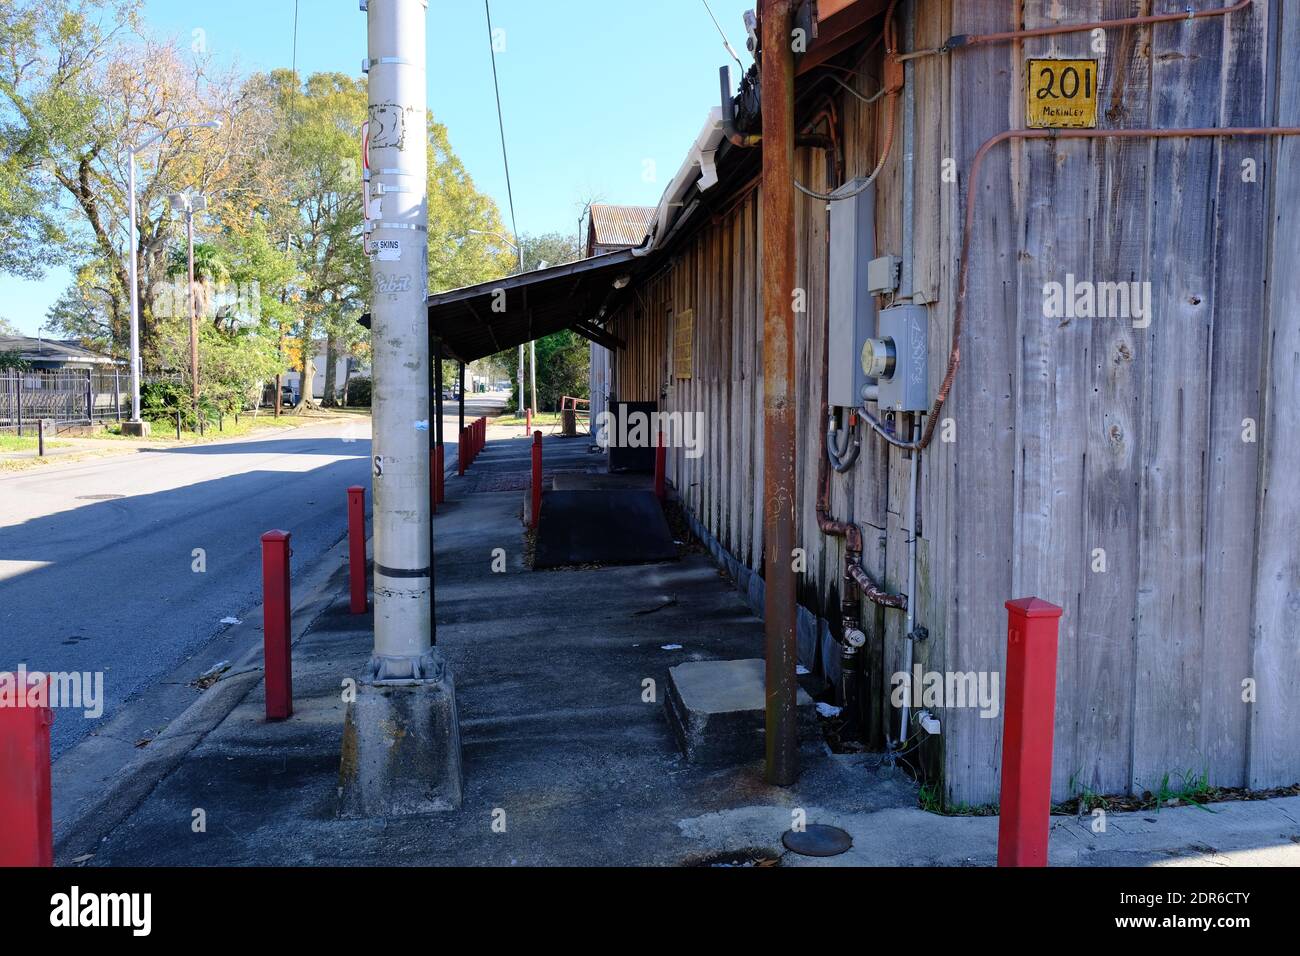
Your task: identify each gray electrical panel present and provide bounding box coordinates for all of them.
[876,303,929,412]
[827,178,876,409]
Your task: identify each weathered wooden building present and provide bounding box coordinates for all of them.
[429,0,1299,805]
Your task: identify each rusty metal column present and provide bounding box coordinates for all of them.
[760,0,799,786]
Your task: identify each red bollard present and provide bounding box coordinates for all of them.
[347,487,367,614]
[434,447,444,515]
[0,675,53,867]
[530,430,543,530]
[458,427,467,476]
[997,597,1063,867]
[435,444,445,504]
[526,407,532,437]
[261,531,293,720]
[654,429,667,501]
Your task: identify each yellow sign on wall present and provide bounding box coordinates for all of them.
[1026,58,1098,129]
[674,309,694,380]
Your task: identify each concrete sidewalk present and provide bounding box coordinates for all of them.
[66,434,1300,866]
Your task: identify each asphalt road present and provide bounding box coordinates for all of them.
[0,417,381,757]
[0,393,509,756]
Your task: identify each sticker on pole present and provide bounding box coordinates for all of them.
[376,238,401,261]
[1026,58,1098,128]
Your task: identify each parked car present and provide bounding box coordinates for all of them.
[262,383,299,408]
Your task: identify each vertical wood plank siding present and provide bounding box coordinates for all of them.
[604,0,1298,803]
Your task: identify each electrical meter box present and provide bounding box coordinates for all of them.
[827,177,876,409]
[876,303,929,412]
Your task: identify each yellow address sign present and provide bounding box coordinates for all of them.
[1026,58,1099,128]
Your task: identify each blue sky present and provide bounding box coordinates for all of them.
[1,0,755,335]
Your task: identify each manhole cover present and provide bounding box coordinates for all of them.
[76,494,125,500]
[781,824,853,857]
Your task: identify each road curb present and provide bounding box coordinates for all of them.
[52,533,358,865]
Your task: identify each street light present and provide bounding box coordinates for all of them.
[169,191,208,419]
[466,228,524,272]
[465,229,535,416]
[125,119,221,434]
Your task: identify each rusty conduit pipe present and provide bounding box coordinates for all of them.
[818,353,906,613]
[938,0,1254,54]
[815,414,906,731]
[815,423,907,616]
[856,125,1300,454]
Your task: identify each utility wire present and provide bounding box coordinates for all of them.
[699,0,745,70]
[483,0,522,271]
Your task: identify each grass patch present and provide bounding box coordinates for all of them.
[918,767,1287,818]
[0,434,69,452]
[100,412,308,444]
[493,411,567,429]
[1056,767,1233,816]
[0,409,365,471]
[918,782,998,817]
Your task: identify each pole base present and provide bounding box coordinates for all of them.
[337,654,464,817]
[120,420,151,437]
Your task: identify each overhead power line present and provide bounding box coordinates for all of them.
[700,0,745,70]
[483,0,521,267]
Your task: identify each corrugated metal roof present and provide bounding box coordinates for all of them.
[588,204,655,249]
[363,251,641,364]
[0,336,120,365]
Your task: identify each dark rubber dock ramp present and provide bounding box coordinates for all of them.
[533,489,678,568]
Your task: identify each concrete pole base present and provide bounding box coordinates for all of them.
[337,654,464,817]
[120,420,152,437]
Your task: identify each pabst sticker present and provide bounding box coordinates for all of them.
[375,273,412,294]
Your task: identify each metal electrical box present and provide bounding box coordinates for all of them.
[874,303,929,412]
[827,178,876,409]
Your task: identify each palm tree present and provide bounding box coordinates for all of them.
[167,242,231,328]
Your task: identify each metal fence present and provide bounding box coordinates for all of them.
[0,367,133,434]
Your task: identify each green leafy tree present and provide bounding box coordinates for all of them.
[0,0,137,279]
[262,70,367,409]
[492,233,588,413]
[2,0,279,360]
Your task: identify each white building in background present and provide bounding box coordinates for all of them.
[284,348,369,404]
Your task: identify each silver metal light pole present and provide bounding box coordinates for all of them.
[367,0,434,679]
[125,120,220,431]
[169,192,208,417]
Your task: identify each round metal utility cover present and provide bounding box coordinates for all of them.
[782,824,853,857]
